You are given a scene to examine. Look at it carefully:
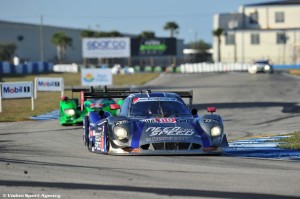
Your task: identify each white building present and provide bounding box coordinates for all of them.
[213,0,300,64]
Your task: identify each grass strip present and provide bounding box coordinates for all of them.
[0,73,159,122]
[278,131,300,150]
[289,69,300,76]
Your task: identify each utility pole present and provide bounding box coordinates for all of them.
[40,15,45,62]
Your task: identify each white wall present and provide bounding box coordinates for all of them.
[243,5,300,29]
[219,29,300,64]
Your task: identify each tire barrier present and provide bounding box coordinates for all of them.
[179,63,250,73]
[0,62,53,74]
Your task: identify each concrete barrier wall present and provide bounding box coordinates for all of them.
[0,62,53,74]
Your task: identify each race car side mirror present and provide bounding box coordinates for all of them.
[110,104,121,110]
[191,109,198,117]
[207,107,216,113]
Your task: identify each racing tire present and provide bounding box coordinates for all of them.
[105,124,111,155]
[88,138,93,152]
[84,116,89,146]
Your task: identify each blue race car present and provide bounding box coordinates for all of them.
[83,90,228,155]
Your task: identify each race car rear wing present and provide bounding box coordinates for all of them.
[67,86,131,99]
[145,90,193,108]
[170,90,193,108]
[68,85,193,110]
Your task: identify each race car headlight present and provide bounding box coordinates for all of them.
[252,65,258,71]
[113,126,128,140]
[264,65,271,71]
[211,126,222,137]
[64,109,75,116]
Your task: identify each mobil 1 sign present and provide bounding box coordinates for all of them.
[34,77,64,99]
[0,81,34,112]
[1,82,33,98]
[35,77,63,91]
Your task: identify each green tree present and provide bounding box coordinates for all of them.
[51,32,73,63]
[81,30,123,38]
[81,30,96,38]
[0,43,16,61]
[213,28,224,62]
[185,40,211,52]
[138,31,156,38]
[108,31,123,37]
[163,21,179,38]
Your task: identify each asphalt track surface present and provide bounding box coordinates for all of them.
[1,72,300,199]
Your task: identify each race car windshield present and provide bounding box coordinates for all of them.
[131,98,191,117]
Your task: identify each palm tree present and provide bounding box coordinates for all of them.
[0,43,17,61]
[139,31,156,38]
[51,32,72,63]
[213,28,224,62]
[163,21,179,38]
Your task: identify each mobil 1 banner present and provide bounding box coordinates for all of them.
[82,37,130,58]
[1,82,33,99]
[35,77,63,92]
[34,77,64,99]
[131,38,177,56]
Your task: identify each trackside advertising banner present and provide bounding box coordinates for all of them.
[35,77,64,91]
[34,77,64,99]
[1,82,33,99]
[82,38,130,58]
[81,68,112,86]
[0,81,34,112]
[131,38,177,56]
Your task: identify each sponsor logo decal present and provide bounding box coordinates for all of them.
[132,97,179,104]
[116,120,131,125]
[3,86,31,93]
[83,73,95,82]
[146,136,190,142]
[37,81,60,87]
[141,118,189,123]
[204,119,220,124]
[87,40,126,50]
[146,127,194,136]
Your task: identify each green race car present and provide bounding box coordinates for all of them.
[59,97,117,125]
[59,86,128,125]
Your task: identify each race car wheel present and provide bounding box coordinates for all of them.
[105,125,111,154]
[88,139,93,152]
[84,116,89,146]
[106,138,110,154]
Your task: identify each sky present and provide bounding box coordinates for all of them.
[0,0,276,44]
